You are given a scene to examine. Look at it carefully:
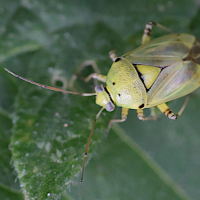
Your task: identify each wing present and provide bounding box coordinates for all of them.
[123,33,196,67]
[146,60,200,108]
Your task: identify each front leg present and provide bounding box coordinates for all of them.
[69,60,106,89]
[107,107,129,132]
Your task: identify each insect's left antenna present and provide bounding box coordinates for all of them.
[79,107,104,199]
[4,68,96,97]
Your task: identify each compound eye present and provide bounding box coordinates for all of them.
[95,84,104,92]
[106,101,115,112]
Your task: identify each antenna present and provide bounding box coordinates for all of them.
[79,107,104,199]
[4,68,96,97]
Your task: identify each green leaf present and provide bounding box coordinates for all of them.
[0,67,24,200]
[1,0,200,200]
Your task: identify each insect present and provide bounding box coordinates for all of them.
[5,21,200,199]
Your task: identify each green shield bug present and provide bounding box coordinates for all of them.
[5,21,200,198]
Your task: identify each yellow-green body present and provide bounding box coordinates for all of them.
[102,33,200,111]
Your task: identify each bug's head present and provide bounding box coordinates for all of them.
[95,84,115,112]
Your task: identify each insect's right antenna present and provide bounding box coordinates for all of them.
[79,107,104,199]
[4,68,96,97]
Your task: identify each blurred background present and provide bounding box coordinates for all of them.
[1,0,200,200]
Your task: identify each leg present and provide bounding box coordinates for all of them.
[142,21,172,45]
[107,108,129,132]
[157,97,189,120]
[157,103,177,120]
[69,60,106,89]
[136,96,189,121]
[137,109,145,120]
[137,108,159,121]
[109,51,118,61]
[84,73,106,83]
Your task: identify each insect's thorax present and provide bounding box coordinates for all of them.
[106,58,153,109]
